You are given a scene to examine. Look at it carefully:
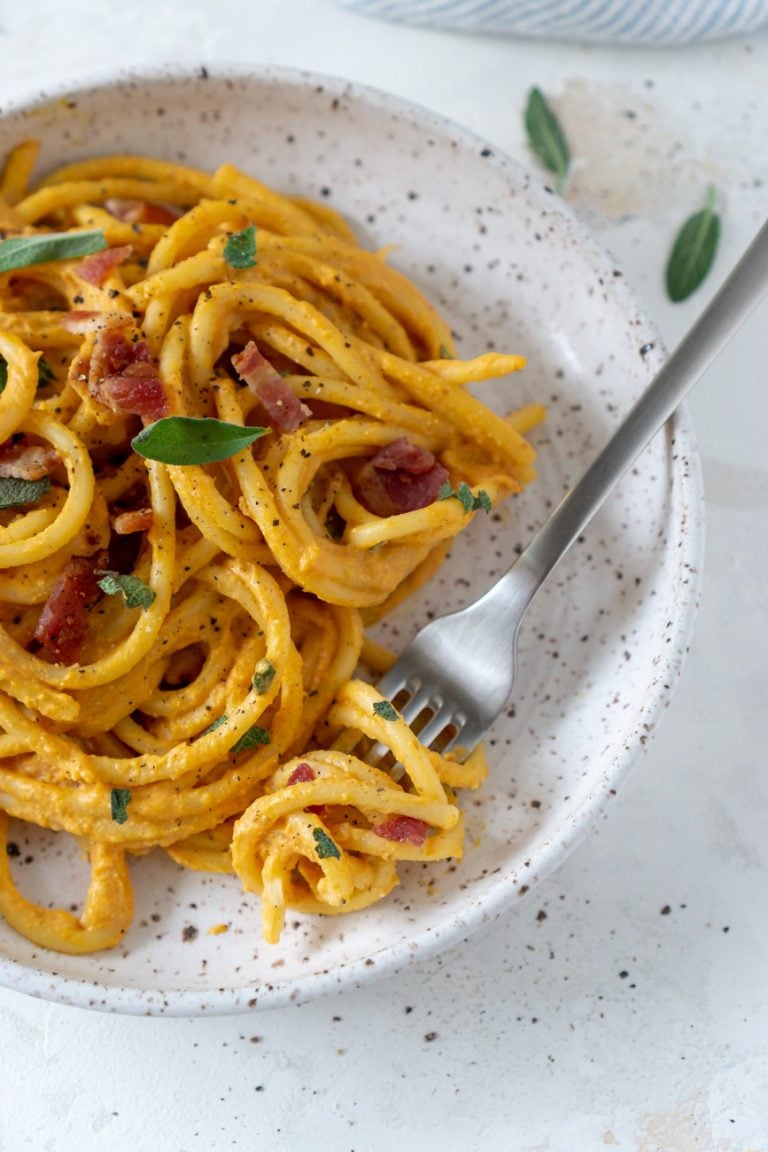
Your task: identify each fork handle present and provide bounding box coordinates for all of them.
[486,214,768,622]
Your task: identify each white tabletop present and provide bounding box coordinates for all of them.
[0,3,767,1149]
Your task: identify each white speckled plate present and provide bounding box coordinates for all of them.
[0,67,703,1014]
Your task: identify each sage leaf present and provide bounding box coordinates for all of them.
[0,475,50,509]
[200,715,270,752]
[313,828,341,860]
[0,355,54,394]
[524,87,570,194]
[223,224,257,269]
[437,482,490,513]
[110,788,131,824]
[202,714,228,736]
[131,416,269,465]
[0,229,107,274]
[96,570,156,609]
[230,725,271,754]
[373,699,398,721]
[455,482,475,513]
[665,187,720,303]
[252,659,276,694]
[37,357,55,385]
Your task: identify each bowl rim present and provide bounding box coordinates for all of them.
[0,61,705,1015]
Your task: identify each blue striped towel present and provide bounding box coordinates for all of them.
[333,0,768,43]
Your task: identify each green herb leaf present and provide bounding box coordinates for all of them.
[313,827,341,860]
[202,714,228,735]
[110,788,131,824]
[131,416,269,465]
[437,481,489,513]
[437,343,453,359]
[230,725,271,754]
[665,187,720,303]
[524,87,570,195]
[373,699,398,722]
[223,225,257,269]
[200,715,271,751]
[96,570,156,609]
[252,659,276,695]
[0,475,50,509]
[0,355,55,394]
[455,482,475,512]
[37,357,55,386]
[0,229,107,274]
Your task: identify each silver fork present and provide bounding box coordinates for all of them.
[375,217,768,758]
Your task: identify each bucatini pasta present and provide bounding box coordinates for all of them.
[0,140,545,954]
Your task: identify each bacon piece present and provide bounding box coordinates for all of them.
[304,399,351,421]
[0,440,58,480]
[232,341,310,433]
[112,508,153,535]
[285,759,324,814]
[62,310,105,333]
[99,373,168,421]
[61,310,132,335]
[368,438,437,474]
[372,814,430,847]
[89,326,168,421]
[105,198,181,226]
[231,341,282,391]
[34,555,105,665]
[74,245,132,286]
[353,437,449,518]
[91,325,151,379]
[287,762,316,786]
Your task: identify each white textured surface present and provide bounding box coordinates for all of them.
[0,1,766,1148]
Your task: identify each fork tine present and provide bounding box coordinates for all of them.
[389,684,433,729]
[415,703,465,750]
[374,668,471,764]
[375,669,416,706]
[365,739,392,768]
[366,677,451,767]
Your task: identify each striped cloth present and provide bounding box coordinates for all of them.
[333,0,768,43]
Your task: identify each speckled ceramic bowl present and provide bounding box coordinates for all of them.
[0,67,703,1015]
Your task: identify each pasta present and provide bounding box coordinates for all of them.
[0,140,545,954]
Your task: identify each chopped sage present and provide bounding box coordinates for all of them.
[110,788,131,824]
[313,828,341,860]
[223,224,257,269]
[252,659,276,694]
[373,699,398,722]
[96,571,155,609]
